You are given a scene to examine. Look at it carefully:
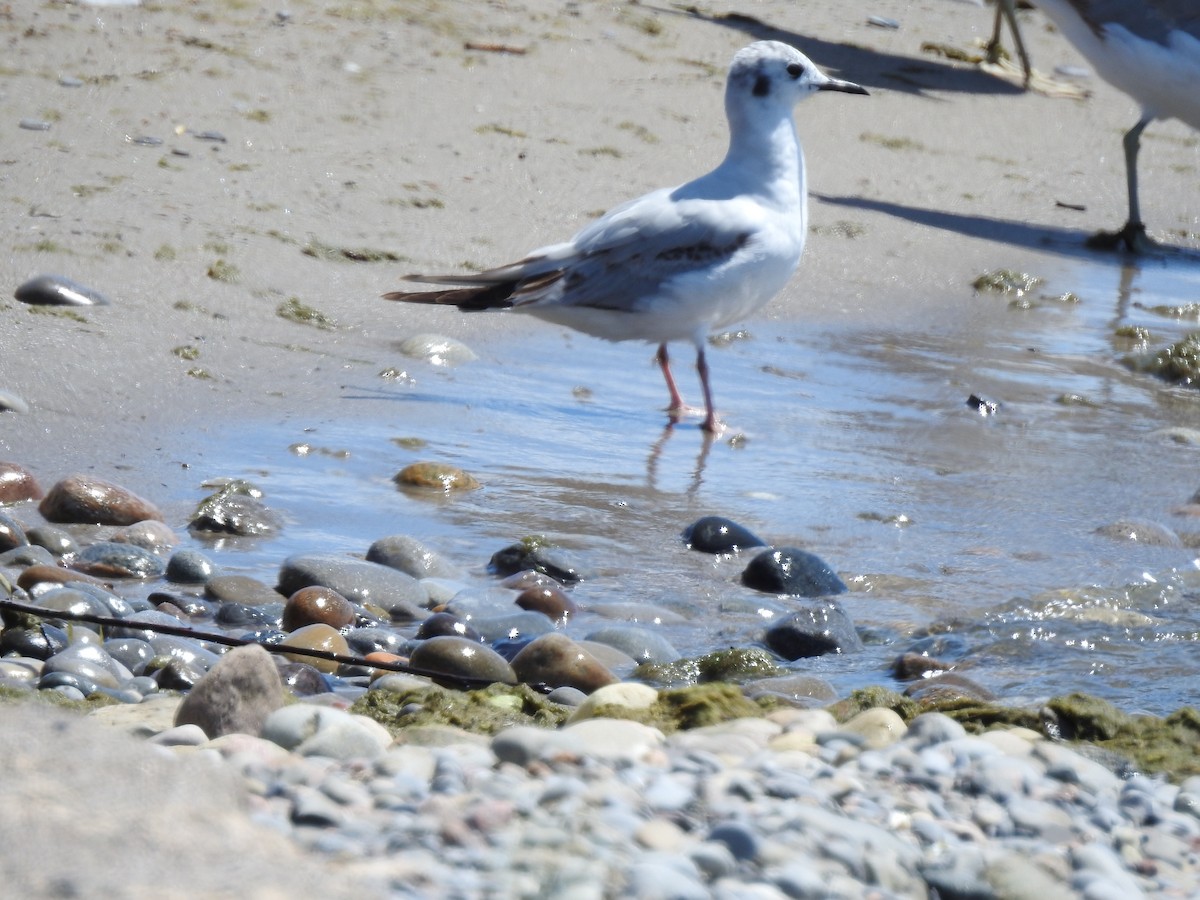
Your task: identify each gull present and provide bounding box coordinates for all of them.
[1019,0,1200,251]
[383,41,866,433]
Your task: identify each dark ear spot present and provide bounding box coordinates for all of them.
[752,74,770,97]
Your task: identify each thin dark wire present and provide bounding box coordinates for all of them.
[0,596,503,688]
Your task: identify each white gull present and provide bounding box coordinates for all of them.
[1019,0,1200,250]
[384,41,866,432]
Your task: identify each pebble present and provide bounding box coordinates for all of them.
[741,546,848,596]
[38,474,163,525]
[408,635,517,686]
[282,586,356,632]
[280,623,351,674]
[682,515,766,553]
[583,624,680,664]
[489,541,584,583]
[396,333,478,366]
[190,484,281,536]
[0,511,26,552]
[394,462,480,492]
[0,462,42,502]
[276,552,427,619]
[366,534,465,580]
[0,390,30,414]
[166,548,217,583]
[762,599,864,659]
[174,644,285,738]
[73,541,166,579]
[14,273,111,305]
[509,632,618,694]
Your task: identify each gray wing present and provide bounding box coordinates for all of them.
[402,187,768,314]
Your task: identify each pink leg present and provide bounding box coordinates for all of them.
[655,344,687,417]
[696,345,722,433]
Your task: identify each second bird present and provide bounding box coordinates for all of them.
[384,41,867,433]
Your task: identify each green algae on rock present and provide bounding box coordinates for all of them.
[394,462,480,492]
[1125,333,1200,386]
[635,648,783,687]
[971,269,1044,297]
[352,682,570,736]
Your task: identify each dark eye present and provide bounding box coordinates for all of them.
[786,63,804,78]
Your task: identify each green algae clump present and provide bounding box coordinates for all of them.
[636,648,783,687]
[351,682,570,736]
[1126,333,1200,387]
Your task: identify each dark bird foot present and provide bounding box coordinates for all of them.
[1084,222,1165,255]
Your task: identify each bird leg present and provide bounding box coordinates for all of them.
[655,344,688,419]
[695,345,724,434]
[987,0,1033,86]
[1086,116,1161,253]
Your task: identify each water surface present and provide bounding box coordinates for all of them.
[191,254,1200,715]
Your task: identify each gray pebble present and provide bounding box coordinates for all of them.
[0,390,29,414]
[15,274,111,306]
[366,534,465,580]
[583,624,680,664]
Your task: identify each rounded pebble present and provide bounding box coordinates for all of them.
[15,274,111,306]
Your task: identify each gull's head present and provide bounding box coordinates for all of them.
[726,41,867,113]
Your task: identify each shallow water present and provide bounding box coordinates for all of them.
[187,254,1200,716]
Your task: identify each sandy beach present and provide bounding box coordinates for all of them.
[3,0,1198,490]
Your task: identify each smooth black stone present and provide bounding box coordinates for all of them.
[683,516,766,554]
[488,543,583,583]
[741,547,847,597]
[0,623,68,659]
[763,600,863,659]
[414,612,483,642]
[15,274,111,306]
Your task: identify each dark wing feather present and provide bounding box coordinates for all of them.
[382,281,520,311]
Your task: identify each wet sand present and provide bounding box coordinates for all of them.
[3,0,1198,494]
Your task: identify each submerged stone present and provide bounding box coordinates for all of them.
[741,547,847,596]
[763,600,863,659]
[682,516,766,553]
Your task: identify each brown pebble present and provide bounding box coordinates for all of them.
[280,623,351,674]
[891,652,956,681]
[16,564,108,592]
[394,461,480,492]
[515,585,579,622]
[282,586,356,632]
[38,474,162,525]
[0,462,43,503]
[510,633,618,694]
